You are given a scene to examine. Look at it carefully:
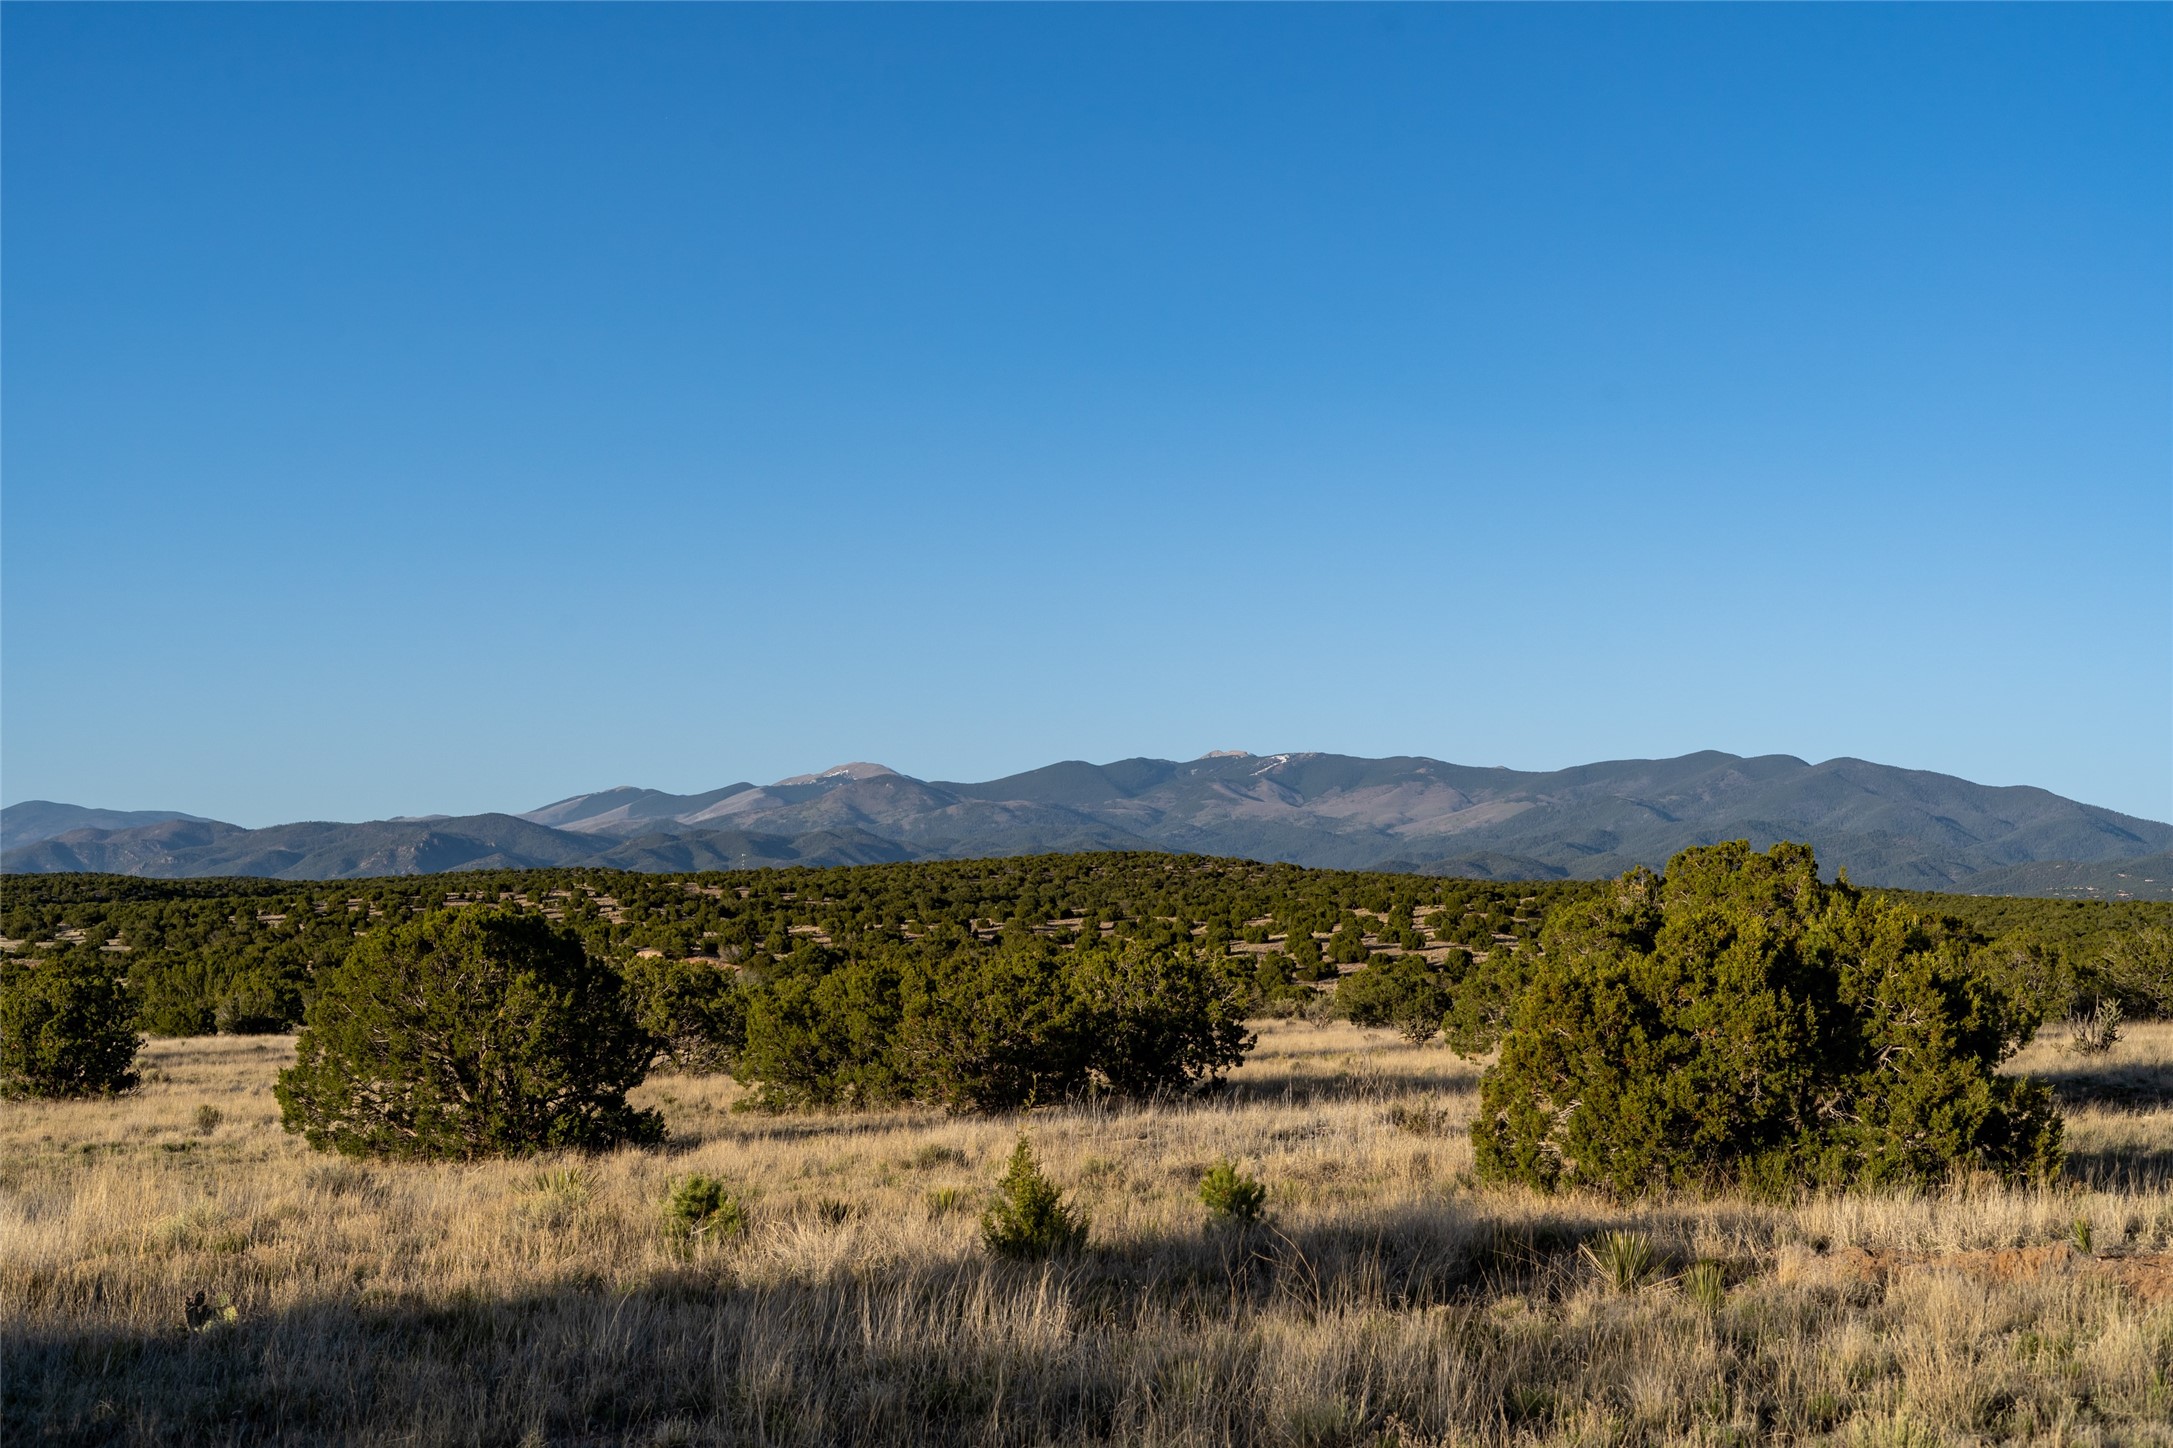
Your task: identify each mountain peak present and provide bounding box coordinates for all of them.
[771,762,899,787]
[1198,749,1253,760]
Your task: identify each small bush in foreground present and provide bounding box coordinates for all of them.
[1581,1230,1658,1293]
[980,1134,1088,1259]
[275,909,663,1160]
[2068,998,2123,1056]
[1198,1159,1268,1227]
[0,951,141,1098]
[1682,1259,1727,1312]
[664,1175,748,1242]
[1473,842,2062,1198]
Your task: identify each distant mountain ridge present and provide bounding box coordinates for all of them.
[1,801,217,852]
[5,750,2167,892]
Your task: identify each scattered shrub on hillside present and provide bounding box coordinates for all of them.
[1224,951,1315,1018]
[1327,919,1372,966]
[624,954,746,1073]
[0,949,142,1098]
[1334,953,1455,1043]
[980,1133,1088,1259]
[1198,1159,1268,1227]
[2067,998,2123,1057]
[1472,842,2063,1199]
[194,1104,223,1134]
[274,909,664,1160]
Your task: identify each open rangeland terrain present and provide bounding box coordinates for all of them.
[6,1021,2173,1447]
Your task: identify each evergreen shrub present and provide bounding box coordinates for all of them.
[1198,1159,1268,1227]
[1334,953,1455,1043]
[1471,842,2063,1198]
[624,954,747,1072]
[0,949,142,1097]
[274,909,663,1160]
[980,1134,1088,1259]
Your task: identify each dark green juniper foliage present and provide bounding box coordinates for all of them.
[1334,951,1457,1043]
[623,953,747,1072]
[730,934,1253,1112]
[663,1174,748,1242]
[979,1133,1088,1259]
[896,942,1090,1112]
[12,857,2156,1052]
[0,948,141,1097]
[1198,1159,1269,1227]
[1066,939,1255,1097]
[1472,842,2063,1198]
[274,909,663,1159]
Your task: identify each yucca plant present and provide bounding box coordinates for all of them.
[1681,1259,1727,1312]
[1582,1230,1658,1293]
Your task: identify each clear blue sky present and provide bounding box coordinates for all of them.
[4,4,2168,827]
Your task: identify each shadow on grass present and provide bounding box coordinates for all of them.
[6,1200,1682,1448]
[2063,1146,2173,1191]
[1215,1069,1481,1108]
[2029,1059,2173,1110]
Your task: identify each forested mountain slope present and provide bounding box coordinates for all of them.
[5,751,2165,889]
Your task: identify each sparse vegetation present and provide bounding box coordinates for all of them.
[5,1018,2170,1445]
[2071,997,2127,1056]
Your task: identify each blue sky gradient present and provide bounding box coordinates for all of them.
[5,4,2168,826]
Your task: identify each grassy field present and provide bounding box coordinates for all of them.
[5,1021,2172,1447]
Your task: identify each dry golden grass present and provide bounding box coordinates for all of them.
[5,1021,2172,1446]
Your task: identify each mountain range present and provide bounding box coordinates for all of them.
[5,750,2169,897]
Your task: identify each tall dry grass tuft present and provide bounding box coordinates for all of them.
[4,1022,2171,1444]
